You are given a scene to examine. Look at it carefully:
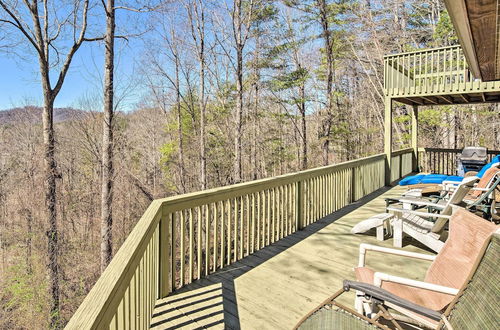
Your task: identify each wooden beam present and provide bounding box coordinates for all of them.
[458,94,470,103]
[437,95,454,104]
[401,97,423,105]
[480,92,487,102]
[421,96,438,105]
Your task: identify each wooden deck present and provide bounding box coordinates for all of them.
[150,185,434,329]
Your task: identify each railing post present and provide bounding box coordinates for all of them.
[296,180,304,229]
[384,97,393,185]
[351,167,356,203]
[159,206,171,298]
[411,104,419,172]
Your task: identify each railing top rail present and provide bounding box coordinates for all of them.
[384,45,462,59]
[391,148,413,156]
[156,152,390,212]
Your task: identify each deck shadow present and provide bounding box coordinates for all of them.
[151,180,407,329]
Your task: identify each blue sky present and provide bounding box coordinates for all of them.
[0,39,145,111]
[0,2,150,112]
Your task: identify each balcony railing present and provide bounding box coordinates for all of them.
[384,45,500,98]
[66,149,414,329]
[418,147,500,175]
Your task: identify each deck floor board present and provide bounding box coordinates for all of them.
[151,185,433,329]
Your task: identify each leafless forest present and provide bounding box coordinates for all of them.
[0,0,499,328]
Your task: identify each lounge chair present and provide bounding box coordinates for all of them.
[351,176,478,252]
[402,162,499,198]
[398,155,500,188]
[393,167,500,220]
[390,169,500,250]
[295,210,499,330]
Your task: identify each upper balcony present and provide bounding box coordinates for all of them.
[384,45,500,105]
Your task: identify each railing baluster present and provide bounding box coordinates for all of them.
[197,206,202,279]
[189,208,193,283]
[180,210,185,287]
[233,198,240,262]
[213,202,218,272]
[239,196,244,260]
[226,200,231,266]
[245,195,250,256]
[205,204,210,276]
[250,194,255,254]
[219,201,224,269]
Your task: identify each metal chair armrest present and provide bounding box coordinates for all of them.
[343,280,442,321]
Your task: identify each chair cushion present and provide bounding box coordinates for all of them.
[399,174,463,186]
[399,175,426,185]
[354,267,454,311]
[476,155,500,178]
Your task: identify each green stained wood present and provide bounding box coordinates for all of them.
[213,202,218,272]
[234,198,238,262]
[189,208,194,283]
[384,97,393,185]
[67,149,422,329]
[239,196,244,260]
[205,204,210,276]
[150,185,435,329]
[411,105,419,171]
[159,211,170,298]
[385,45,500,100]
[245,195,250,256]
[220,201,225,269]
[197,206,202,280]
[180,211,185,287]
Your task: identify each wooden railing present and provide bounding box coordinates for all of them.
[384,45,500,97]
[66,149,413,329]
[391,148,414,183]
[418,147,500,175]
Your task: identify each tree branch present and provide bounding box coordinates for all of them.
[0,1,41,54]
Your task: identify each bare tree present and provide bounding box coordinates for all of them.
[100,0,115,273]
[0,0,91,326]
[231,0,255,183]
[186,0,208,189]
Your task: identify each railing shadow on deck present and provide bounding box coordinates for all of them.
[149,181,405,329]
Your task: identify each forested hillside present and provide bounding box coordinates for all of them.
[0,0,499,328]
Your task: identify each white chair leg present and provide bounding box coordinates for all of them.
[393,218,403,248]
[376,225,385,241]
[355,291,364,314]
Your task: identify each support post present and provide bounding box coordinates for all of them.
[411,104,419,172]
[297,180,304,229]
[159,207,171,298]
[384,97,393,185]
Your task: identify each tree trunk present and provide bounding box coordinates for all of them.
[100,0,115,273]
[23,208,33,275]
[199,38,206,190]
[42,91,59,328]
[234,44,243,183]
[317,0,334,166]
[299,82,307,170]
[252,33,260,180]
[175,56,186,193]
[233,0,244,183]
